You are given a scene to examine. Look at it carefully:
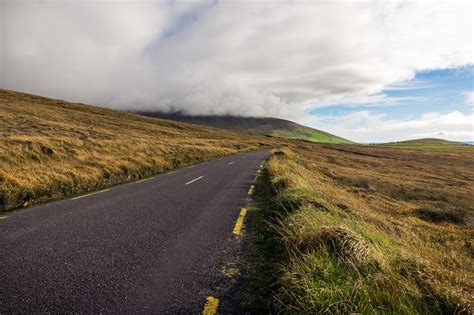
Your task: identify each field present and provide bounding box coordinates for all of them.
[0,89,275,210]
[243,142,473,313]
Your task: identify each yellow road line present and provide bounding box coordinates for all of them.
[71,189,110,200]
[233,208,247,235]
[136,177,153,183]
[248,185,254,195]
[0,216,8,220]
[202,296,219,315]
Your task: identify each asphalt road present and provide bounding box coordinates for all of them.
[0,150,269,313]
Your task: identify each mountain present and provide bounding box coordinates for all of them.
[138,112,353,144]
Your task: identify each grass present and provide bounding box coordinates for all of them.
[241,143,473,313]
[238,169,286,312]
[0,89,276,210]
[416,208,466,225]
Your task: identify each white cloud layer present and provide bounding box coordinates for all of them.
[1,0,473,138]
[464,92,474,107]
[301,111,474,142]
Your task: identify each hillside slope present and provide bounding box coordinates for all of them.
[139,112,352,144]
[0,89,273,210]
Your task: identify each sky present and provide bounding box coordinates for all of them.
[1,0,473,142]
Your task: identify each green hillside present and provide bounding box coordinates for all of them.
[139,113,353,144]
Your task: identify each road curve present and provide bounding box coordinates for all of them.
[0,150,269,313]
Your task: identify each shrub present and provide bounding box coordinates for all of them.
[416,207,465,224]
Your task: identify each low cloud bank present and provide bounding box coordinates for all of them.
[3,0,472,119]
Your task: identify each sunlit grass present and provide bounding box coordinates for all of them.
[0,89,272,210]
[243,144,473,313]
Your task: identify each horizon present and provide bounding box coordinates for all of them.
[1,0,473,142]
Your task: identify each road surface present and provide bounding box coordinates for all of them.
[0,150,269,313]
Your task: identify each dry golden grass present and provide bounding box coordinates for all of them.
[247,142,473,313]
[0,89,275,210]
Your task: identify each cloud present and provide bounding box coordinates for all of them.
[384,79,436,91]
[300,111,474,142]
[299,93,429,109]
[463,91,474,107]
[1,0,472,119]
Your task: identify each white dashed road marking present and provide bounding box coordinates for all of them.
[185,176,204,185]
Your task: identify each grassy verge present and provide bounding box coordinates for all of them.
[241,146,473,313]
[0,89,275,211]
[238,168,285,313]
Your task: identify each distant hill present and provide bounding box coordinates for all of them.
[385,138,460,145]
[378,138,473,151]
[138,112,353,144]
